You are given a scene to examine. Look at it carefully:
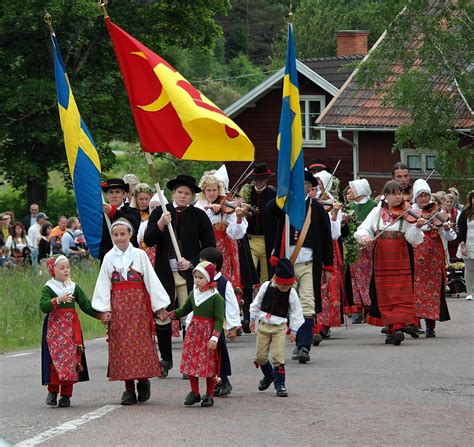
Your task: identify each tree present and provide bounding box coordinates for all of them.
[0,0,229,206]
[355,0,473,190]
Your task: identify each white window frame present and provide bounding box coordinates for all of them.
[300,95,326,148]
[401,149,438,174]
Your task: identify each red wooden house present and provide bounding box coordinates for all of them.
[224,31,368,191]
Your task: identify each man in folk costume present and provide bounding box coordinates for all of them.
[392,162,413,205]
[240,162,277,285]
[411,179,454,337]
[99,178,141,262]
[344,179,378,323]
[271,170,334,364]
[144,174,216,377]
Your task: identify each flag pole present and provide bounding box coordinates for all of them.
[144,152,182,262]
[98,0,109,18]
[285,2,293,259]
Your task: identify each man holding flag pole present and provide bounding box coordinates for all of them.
[271,10,334,366]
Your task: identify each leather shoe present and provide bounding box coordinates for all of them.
[58,396,71,408]
[298,347,310,364]
[241,319,251,334]
[426,328,436,338]
[393,331,405,346]
[258,375,274,391]
[137,379,151,403]
[184,391,201,406]
[312,333,323,346]
[385,334,394,344]
[404,324,419,338]
[200,394,214,407]
[275,386,288,397]
[216,380,232,397]
[121,391,137,405]
[159,359,173,379]
[46,392,57,406]
[320,329,331,339]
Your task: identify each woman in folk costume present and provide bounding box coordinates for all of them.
[344,179,378,323]
[92,220,170,405]
[355,181,425,346]
[41,255,106,408]
[312,170,344,345]
[443,193,461,260]
[411,179,455,337]
[169,261,225,408]
[194,167,247,299]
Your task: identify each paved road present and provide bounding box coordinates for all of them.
[1,298,473,446]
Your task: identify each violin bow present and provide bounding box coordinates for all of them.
[371,208,412,243]
[319,159,341,200]
[228,161,254,196]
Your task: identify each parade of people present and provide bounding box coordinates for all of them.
[1,1,472,445]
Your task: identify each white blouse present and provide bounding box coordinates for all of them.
[92,244,171,313]
[355,207,424,246]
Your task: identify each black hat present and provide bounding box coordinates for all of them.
[101,178,129,193]
[166,174,202,193]
[273,258,295,285]
[249,162,275,180]
[304,169,317,187]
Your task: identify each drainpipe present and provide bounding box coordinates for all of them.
[337,129,359,180]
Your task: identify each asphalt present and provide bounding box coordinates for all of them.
[1,297,472,446]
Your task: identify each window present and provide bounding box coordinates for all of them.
[300,95,326,147]
[402,149,437,173]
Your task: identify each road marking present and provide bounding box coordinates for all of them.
[5,353,31,358]
[15,405,120,446]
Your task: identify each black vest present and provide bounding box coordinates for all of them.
[260,285,290,318]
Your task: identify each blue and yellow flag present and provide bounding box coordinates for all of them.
[51,33,103,258]
[276,23,305,230]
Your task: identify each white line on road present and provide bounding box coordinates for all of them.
[5,353,31,358]
[14,405,120,447]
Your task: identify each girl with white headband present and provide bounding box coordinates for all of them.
[40,255,108,408]
[92,219,171,405]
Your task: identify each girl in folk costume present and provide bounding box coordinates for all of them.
[411,179,455,337]
[354,181,425,346]
[195,168,248,298]
[443,193,461,260]
[131,183,155,222]
[312,170,344,346]
[92,220,170,405]
[169,261,225,408]
[40,256,106,408]
[344,179,378,323]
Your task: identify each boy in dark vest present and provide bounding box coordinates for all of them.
[198,247,241,398]
[249,258,304,397]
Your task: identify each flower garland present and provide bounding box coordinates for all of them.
[239,183,253,203]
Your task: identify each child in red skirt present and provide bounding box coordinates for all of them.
[169,261,225,407]
[40,255,107,407]
[92,220,170,405]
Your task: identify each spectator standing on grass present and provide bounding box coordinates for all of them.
[38,222,53,262]
[49,216,68,255]
[27,212,49,265]
[22,203,39,232]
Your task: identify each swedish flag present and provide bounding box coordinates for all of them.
[276,23,305,230]
[51,33,103,258]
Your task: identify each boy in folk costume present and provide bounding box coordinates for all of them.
[355,181,425,345]
[40,256,107,407]
[344,179,377,323]
[250,258,304,397]
[168,261,225,408]
[92,220,170,405]
[411,179,455,337]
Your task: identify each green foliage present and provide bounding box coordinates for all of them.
[0,263,105,353]
[356,0,474,190]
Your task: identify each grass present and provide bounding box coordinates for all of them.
[0,261,107,353]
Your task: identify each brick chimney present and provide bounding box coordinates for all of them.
[336,30,369,56]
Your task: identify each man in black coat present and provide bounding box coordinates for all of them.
[99,178,141,262]
[144,174,216,376]
[271,170,334,364]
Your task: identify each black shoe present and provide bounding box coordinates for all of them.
[275,386,288,397]
[385,334,394,344]
[159,359,173,379]
[298,347,310,364]
[312,333,323,346]
[121,390,137,405]
[182,374,189,380]
[241,319,251,334]
[213,382,222,397]
[320,329,331,339]
[426,328,436,338]
[381,326,388,334]
[46,392,57,406]
[201,394,214,407]
[137,379,151,403]
[291,346,299,360]
[58,396,71,408]
[258,375,275,391]
[404,324,420,338]
[351,313,363,324]
[217,380,232,397]
[416,327,425,335]
[184,391,201,406]
[393,331,405,346]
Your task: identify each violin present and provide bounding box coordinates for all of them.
[204,195,258,217]
[388,204,421,224]
[419,203,450,228]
